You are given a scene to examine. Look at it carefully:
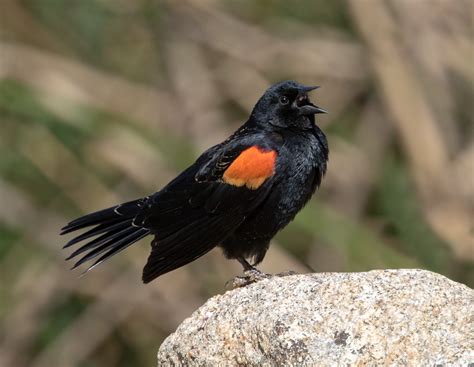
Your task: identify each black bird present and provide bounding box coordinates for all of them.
[61,80,328,284]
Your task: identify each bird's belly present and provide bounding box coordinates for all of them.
[220,134,325,261]
[233,171,315,243]
[219,173,314,262]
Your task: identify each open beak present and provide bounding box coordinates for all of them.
[294,86,327,115]
[298,103,327,115]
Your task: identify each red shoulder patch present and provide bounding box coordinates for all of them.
[223,146,277,189]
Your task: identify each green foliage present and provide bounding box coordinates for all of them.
[32,295,88,355]
[25,0,113,63]
[0,80,91,153]
[223,0,353,33]
[372,154,452,272]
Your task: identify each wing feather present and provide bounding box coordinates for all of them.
[140,141,278,281]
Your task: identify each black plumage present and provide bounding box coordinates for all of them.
[61,80,328,283]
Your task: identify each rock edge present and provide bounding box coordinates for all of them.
[158,269,473,366]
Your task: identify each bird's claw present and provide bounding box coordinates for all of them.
[227,268,270,288]
[227,269,298,288]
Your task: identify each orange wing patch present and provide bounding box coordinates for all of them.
[223,146,277,190]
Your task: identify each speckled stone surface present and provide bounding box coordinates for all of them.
[158,269,473,366]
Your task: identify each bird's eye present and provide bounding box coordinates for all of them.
[279,96,290,105]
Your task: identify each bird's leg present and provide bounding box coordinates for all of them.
[227,257,271,288]
[237,257,257,272]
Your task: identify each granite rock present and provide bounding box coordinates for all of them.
[158,269,473,366]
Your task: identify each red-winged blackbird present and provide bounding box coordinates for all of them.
[61,80,328,283]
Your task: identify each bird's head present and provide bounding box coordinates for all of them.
[249,80,326,131]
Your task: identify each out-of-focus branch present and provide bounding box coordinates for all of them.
[171,1,368,82]
[324,99,394,217]
[163,34,230,148]
[29,270,146,367]
[349,0,473,260]
[0,0,70,54]
[19,125,119,213]
[0,264,64,367]
[0,42,179,131]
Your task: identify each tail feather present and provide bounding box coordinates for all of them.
[63,218,131,249]
[85,228,149,272]
[60,199,142,235]
[61,199,150,273]
[65,225,134,261]
[61,216,120,236]
[70,227,142,270]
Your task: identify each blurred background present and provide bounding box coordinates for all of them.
[0,0,473,366]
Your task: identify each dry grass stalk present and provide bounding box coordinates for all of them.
[349,0,474,260]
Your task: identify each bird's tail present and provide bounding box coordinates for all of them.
[61,199,150,273]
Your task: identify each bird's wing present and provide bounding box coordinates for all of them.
[140,139,279,282]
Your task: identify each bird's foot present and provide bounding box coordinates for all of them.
[227,268,271,288]
[227,269,298,288]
